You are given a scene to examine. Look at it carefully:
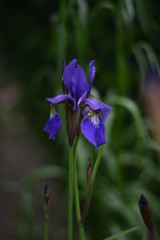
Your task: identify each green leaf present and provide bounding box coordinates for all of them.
[102,226,139,240]
[108,95,147,140]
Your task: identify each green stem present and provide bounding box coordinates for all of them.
[44,216,49,240]
[81,145,104,223]
[68,146,74,240]
[73,138,86,240]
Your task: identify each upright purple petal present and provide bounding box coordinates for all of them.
[71,64,88,100]
[63,59,77,96]
[44,112,62,139]
[81,116,106,147]
[86,60,96,96]
[46,94,74,107]
[63,59,88,100]
[89,60,96,83]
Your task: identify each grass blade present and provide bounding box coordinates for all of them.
[102,226,139,240]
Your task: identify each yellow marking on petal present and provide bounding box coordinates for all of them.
[50,104,56,118]
[88,94,96,99]
[87,109,101,126]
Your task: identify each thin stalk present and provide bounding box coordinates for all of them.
[44,216,49,240]
[73,137,86,240]
[68,146,74,240]
[81,145,104,223]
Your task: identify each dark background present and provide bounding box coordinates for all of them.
[0,0,160,239]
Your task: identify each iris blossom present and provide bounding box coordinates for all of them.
[44,59,111,147]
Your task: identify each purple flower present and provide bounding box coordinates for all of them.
[44,59,111,147]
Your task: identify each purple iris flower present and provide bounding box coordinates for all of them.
[44,59,111,147]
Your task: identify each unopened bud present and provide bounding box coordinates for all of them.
[69,108,81,146]
[143,66,160,145]
[44,184,50,217]
[87,158,92,185]
[139,194,155,234]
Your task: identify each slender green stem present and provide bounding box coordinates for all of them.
[90,145,104,189]
[73,137,86,240]
[68,146,74,240]
[44,216,49,240]
[81,145,104,223]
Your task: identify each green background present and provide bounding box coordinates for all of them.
[0,0,160,239]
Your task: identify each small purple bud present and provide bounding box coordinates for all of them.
[139,194,154,233]
[87,158,92,185]
[143,65,160,145]
[44,184,50,204]
[69,108,81,146]
[44,184,50,217]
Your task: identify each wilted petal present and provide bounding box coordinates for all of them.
[44,112,62,139]
[81,113,106,147]
[46,94,74,106]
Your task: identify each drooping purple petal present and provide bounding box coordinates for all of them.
[46,94,74,107]
[85,98,111,121]
[44,112,62,139]
[100,103,112,123]
[63,59,88,100]
[86,60,96,96]
[81,116,106,147]
[85,98,103,111]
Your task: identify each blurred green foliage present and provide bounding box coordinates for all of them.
[1,0,160,239]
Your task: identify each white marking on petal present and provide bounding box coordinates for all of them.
[87,109,101,127]
[50,111,55,119]
[90,114,100,126]
[50,105,56,119]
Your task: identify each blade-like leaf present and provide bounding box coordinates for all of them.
[102,226,139,240]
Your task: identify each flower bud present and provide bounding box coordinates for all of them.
[44,184,50,217]
[139,194,156,239]
[87,158,92,185]
[143,65,160,145]
[69,108,81,146]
